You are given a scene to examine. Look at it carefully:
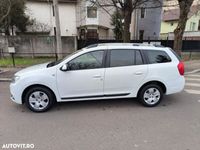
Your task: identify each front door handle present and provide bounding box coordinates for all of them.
[93,75,102,78]
[134,72,143,75]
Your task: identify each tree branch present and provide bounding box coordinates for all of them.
[0,0,11,23]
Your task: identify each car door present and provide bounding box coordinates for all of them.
[104,49,148,96]
[57,50,105,100]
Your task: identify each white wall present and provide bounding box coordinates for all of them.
[26,1,53,34]
[26,1,77,36]
[59,4,77,36]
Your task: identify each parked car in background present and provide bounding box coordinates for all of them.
[10,43,185,112]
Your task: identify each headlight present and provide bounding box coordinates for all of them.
[11,75,20,83]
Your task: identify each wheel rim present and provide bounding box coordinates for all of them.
[143,88,161,105]
[29,91,49,110]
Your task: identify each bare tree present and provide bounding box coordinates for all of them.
[28,19,51,33]
[173,0,195,56]
[88,0,162,42]
[0,0,11,23]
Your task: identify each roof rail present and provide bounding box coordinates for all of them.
[86,44,98,49]
[85,43,164,48]
[132,43,164,47]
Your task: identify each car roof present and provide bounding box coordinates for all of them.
[84,43,168,51]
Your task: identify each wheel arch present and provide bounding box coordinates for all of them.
[137,81,167,97]
[22,84,57,104]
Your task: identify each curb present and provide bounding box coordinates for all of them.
[0,70,8,74]
[0,78,11,82]
[184,69,200,75]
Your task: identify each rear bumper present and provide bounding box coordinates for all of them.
[166,76,185,95]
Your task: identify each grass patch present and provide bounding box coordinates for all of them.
[0,57,56,67]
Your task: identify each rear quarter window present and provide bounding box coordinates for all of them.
[169,48,181,61]
[144,50,171,64]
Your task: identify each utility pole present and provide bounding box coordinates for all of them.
[53,0,62,59]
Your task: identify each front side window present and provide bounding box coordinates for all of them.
[87,7,97,18]
[145,50,171,64]
[68,51,104,70]
[110,50,135,67]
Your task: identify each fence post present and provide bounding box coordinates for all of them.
[11,53,15,67]
[30,37,35,58]
[74,36,77,51]
[189,51,192,60]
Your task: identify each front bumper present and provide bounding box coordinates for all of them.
[10,83,23,104]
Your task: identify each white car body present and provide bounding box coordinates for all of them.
[10,43,185,107]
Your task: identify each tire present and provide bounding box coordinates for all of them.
[138,84,163,107]
[24,86,56,112]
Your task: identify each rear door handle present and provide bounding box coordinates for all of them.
[134,72,143,75]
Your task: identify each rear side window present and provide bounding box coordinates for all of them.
[110,50,135,67]
[144,50,171,64]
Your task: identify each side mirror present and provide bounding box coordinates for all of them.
[60,64,68,71]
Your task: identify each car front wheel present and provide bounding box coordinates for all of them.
[139,84,163,107]
[24,86,55,112]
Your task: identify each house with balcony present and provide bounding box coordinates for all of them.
[76,0,114,40]
[25,0,114,39]
[160,5,200,39]
[24,0,163,40]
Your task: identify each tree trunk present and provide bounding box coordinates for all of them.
[173,0,194,56]
[122,0,132,43]
[5,26,10,36]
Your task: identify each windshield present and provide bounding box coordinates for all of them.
[47,49,83,68]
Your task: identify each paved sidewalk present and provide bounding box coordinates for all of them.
[184,60,200,73]
[0,68,22,81]
[0,60,200,82]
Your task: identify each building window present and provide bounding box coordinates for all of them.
[141,8,145,18]
[171,22,174,26]
[86,29,99,39]
[87,7,97,18]
[190,22,196,31]
[198,20,200,31]
[52,5,55,16]
[139,30,144,40]
[80,29,86,39]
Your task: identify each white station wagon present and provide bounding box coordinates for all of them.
[10,43,185,112]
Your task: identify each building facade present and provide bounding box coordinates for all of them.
[131,0,163,40]
[25,0,163,40]
[160,5,200,39]
[26,0,77,36]
[76,0,114,39]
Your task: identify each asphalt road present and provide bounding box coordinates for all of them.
[0,73,200,150]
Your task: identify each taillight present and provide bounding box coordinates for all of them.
[177,62,184,76]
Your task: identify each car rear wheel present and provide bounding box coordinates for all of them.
[139,84,163,107]
[24,86,55,112]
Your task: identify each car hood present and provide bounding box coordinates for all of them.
[15,63,49,76]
